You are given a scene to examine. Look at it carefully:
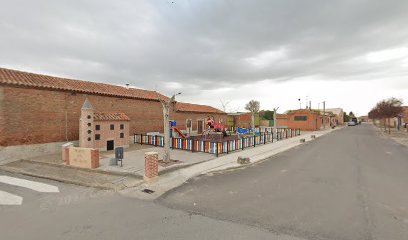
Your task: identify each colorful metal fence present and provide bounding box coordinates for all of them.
[134,128,301,157]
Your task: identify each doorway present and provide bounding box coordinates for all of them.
[107,140,114,151]
[197,120,204,134]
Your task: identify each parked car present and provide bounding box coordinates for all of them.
[348,121,356,126]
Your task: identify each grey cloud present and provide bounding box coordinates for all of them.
[1,0,408,95]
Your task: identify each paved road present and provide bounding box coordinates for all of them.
[159,124,408,240]
[0,171,304,240]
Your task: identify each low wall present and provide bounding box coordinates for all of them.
[0,141,79,165]
[65,147,99,169]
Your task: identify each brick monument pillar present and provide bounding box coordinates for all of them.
[144,152,159,181]
[79,98,95,148]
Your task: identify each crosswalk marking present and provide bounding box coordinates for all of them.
[0,190,23,205]
[0,176,59,193]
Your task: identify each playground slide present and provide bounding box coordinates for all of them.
[173,127,187,139]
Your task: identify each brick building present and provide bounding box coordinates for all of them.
[0,67,225,147]
[79,99,130,151]
[276,109,335,131]
[227,112,260,129]
[172,102,227,135]
[276,114,289,128]
[325,108,344,125]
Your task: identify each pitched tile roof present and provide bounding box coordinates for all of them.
[94,112,130,121]
[175,102,225,114]
[0,67,167,101]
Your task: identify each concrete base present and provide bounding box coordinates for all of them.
[0,141,79,165]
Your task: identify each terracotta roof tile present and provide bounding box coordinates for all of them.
[94,112,130,121]
[175,102,225,114]
[0,67,167,101]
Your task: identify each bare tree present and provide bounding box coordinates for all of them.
[369,98,403,134]
[219,99,231,112]
[245,100,260,131]
[157,92,181,163]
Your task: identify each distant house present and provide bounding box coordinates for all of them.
[276,114,289,128]
[172,102,227,135]
[227,112,260,129]
[276,109,336,131]
[325,108,344,125]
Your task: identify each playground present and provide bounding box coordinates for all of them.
[134,116,301,157]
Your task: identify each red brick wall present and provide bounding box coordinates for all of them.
[93,121,129,150]
[170,112,227,132]
[276,115,288,127]
[403,108,408,124]
[0,85,226,146]
[0,86,5,146]
[286,110,321,131]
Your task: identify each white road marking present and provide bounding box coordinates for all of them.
[0,190,23,205]
[0,176,59,193]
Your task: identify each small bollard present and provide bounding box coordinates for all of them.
[237,156,250,165]
[144,152,159,182]
[300,138,306,143]
[311,135,316,139]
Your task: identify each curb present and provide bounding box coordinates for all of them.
[21,159,143,179]
[0,166,113,190]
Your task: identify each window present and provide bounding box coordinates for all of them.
[120,133,124,138]
[110,124,114,130]
[87,123,92,127]
[95,134,100,140]
[294,116,307,121]
[120,124,124,130]
[186,119,192,128]
[87,130,92,134]
[87,137,91,141]
[95,125,100,131]
[87,115,91,119]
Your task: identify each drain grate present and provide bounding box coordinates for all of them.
[142,188,155,194]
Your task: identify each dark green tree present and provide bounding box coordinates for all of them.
[260,110,274,120]
[343,112,350,122]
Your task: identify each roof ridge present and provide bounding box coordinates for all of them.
[0,67,167,101]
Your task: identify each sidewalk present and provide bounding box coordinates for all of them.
[0,127,341,194]
[121,126,342,199]
[99,147,215,176]
[374,124,408,148]
[0,160,143,190]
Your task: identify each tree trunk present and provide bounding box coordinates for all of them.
[162,104,171,163]
[251,112,255,132]
[388,118,391,134]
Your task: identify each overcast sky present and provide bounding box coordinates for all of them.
[1,0,408,115]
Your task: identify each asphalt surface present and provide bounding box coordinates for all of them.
[159,124,408,240]
[0,171,304,240]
